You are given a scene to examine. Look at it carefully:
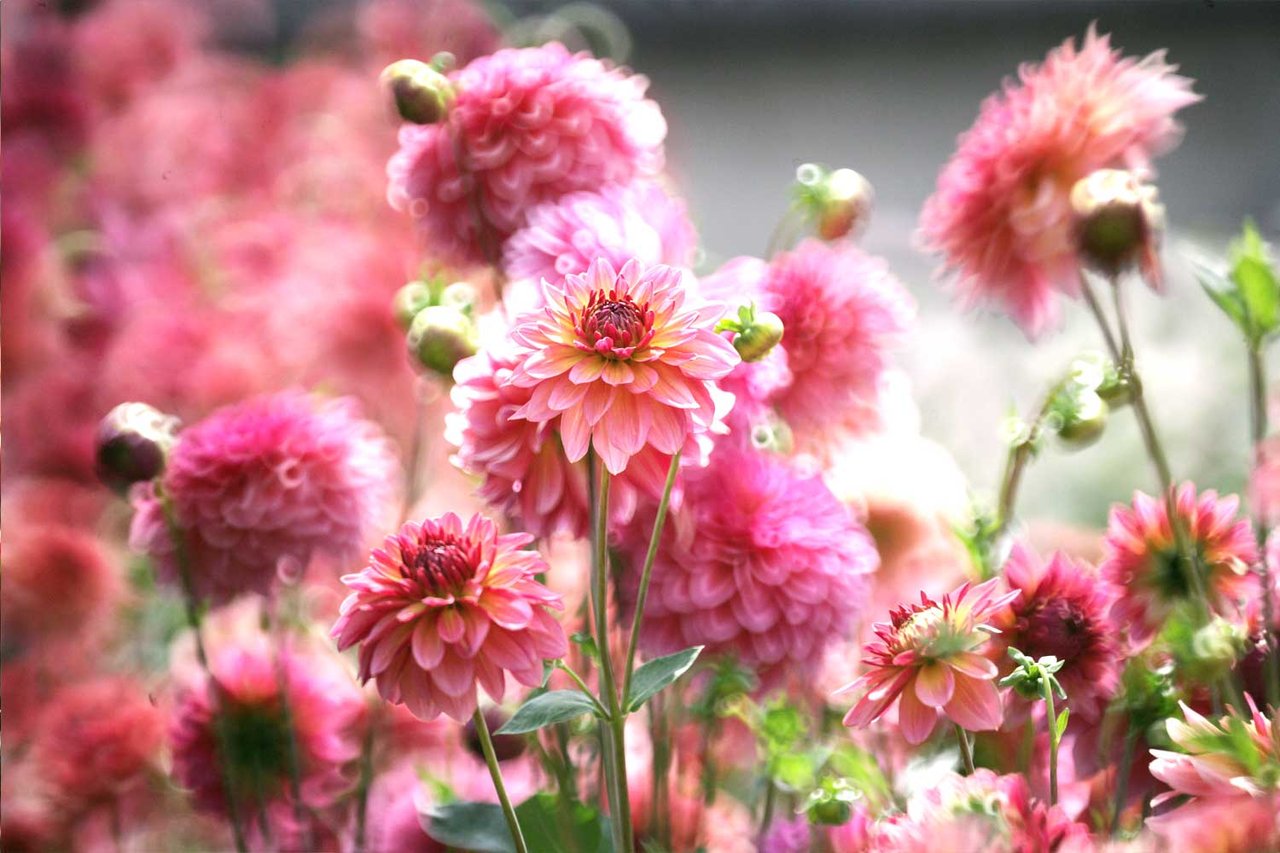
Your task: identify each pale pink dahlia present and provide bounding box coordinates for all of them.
[619,444,877,682]
[130,391,398,603]
[919,27,1200,337]
[1149,698,1280,808]
[332,512,568,722]
[507,258,739,476]
[990,544,1123,722]
[387,43,666,266]
[840,579,1019,744]
[1101,483,1258,649]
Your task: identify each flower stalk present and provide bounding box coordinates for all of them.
[622,451,681,702]
[472,708,529,853]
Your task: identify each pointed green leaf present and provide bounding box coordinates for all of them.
[496,690,600,735]
[1234,252,1280,336]
[1196,262,1250,333]
[625,645,703,712]
[1055,707,1070,739]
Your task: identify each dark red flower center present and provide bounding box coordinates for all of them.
[574,291,655,360]
[1015,598,1094,664]
[403,537,476,596]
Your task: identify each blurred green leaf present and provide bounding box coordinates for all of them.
[1055,708,1070,739]
[426,793,612,853]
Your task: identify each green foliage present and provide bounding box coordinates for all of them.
[802,776,862,826]
[1196,219,1280,348]
[625,646,703,713]
[999,647,1067,702]
[426,793,612,853]
[496,690,602,735]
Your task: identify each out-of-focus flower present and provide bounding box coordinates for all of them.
[990,545,1122,722]
[919,26,1200,337]
[840,579,1018,744]
[760,815,812,853]
[360,763,445,853]
[74,0,208,112]
[1145,792,1280,853]
[332,513,567,722]
[507,258,738,476]
[1101,484,1257,649]
[1149,699,1279,806]
[129,391,398,603]
[1070,168,1164,284]
[387,43,666,266]
[1251,435,1280,526]
[357,0,500,69]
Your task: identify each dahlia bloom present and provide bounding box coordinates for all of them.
[507,258,739,476]
[840,579,1019,744]
[1101,483,1258,648]
[1149,699,1279,807]
[919,27,1200,337]
[990,544,1122,722]
[387,43,667,266]
[130,391,398,603]
[332,512,568,722]
[619,444,877,683]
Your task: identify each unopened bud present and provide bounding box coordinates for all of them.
[94,402,180,494]
[717,303,784,363]
[1055,390,1109,450]
[407,305,478,378]
[380,59,454,125]
[439,281,479,314]
[1071,170,1163,279]
[392,281,433,330]
[816,168,874,241]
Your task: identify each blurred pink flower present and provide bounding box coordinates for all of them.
[919,27,1199,337]
[1101,483,1257,649]
[1145,793,1280,853]
[507,258,738,476]
[74,0,207,112]
[1250,435,1280,526]
[840,579,1018,744]
[332,513,567,722]
[130,391,398,603]
[1149,699,1279,806]
[387,43,667,266]
[357,0,499,69]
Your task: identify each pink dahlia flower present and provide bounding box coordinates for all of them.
[619,444,877,682]
[919,27,1200,336]
[387,43,666,266]
[1149,699,1279,807]
[332,512,568,722]
[1101,483,1258,649]
[990,544,1122,722]
[507,258,739,476]
[130,391,398,603]
[840,578,1019,744]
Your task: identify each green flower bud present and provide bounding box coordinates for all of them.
[380,59,454,125]
[406,305,478,379]
[1055,390,1109,450]
[392,281,434,330]
[717,303,784,363]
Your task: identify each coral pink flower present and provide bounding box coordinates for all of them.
[919,27,1200,337]
[387,43,667,266]
[840,579,1018,744]
[619,444,877,682]
[1149,699,1279,806]
[1101,483,1258,649]
[990,544,1123,722]
[332,513,568,722]
[507,258,739,476]
[130,391,398,603]
[1146,794,1280,853]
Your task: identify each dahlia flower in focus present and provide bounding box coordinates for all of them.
[840,579,1018,744]
[1101,483,1257,649]
[919,26,1200,336]
[387,43,666,266]
[332,513,567,722]
[990,545,1122,722]
[129,391,398,603]
[507,258,738,476]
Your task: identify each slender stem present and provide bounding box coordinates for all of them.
[1111,731,1137,835]
[400,381,430,523]
[698,714,718,807]
[1043,686,1060,806]
[994,380,1068,543]
[352,706,376,853]
[757,779,777,841]
[955,724,976,775]
[472,709,528,853]
[622,452,681,703]
[557,662,610,719]
[1247,344,1280,708]
[265,595,310,850]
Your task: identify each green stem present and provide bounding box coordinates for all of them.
[955,724,976,775]
[352,710,376,853]
[758,779,777,841]
[994,378,1070,542]
[622,452,681,703]
[1043,686,1060,806]
[1247,344,1280,708]
[648,693,671,848]
[472,709,529,853]
[400,380,430,523]
[558,662,610,719]
[1110,731,1137,836]
[265,596,310,851]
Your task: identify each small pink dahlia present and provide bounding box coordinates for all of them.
[619,444,877,683]
[130,391,398,604]
[1101,483,1258,648]
[840,578,1019,744]
[507,258,739,476]
[332,512,568,722]
[919,26,1200,337]
[387,43,666,266]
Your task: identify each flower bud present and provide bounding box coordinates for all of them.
[406,305,478,378]
[380,59,454,125]
[803,777,861,826]
[816,168,874,241]
[717,303,784,363]
[439,281,479,314]
[392,281,433,330]
[1071,170,1163,279]
[1055,390,1109,450]
[94,402,180,494]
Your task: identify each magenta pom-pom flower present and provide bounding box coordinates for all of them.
[129,391,398,604]
[840,578,1019,744]
[387,43,667,266]
[919,26,1200,337]
[1101,483,1258,649]
[506,257,739,476]
[332,512,568,722]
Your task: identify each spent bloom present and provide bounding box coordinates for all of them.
[332,513,568,722]
[129,391,398,603]
[840,578,1019,744]
[1101,483,1257,649]
[507,258,739,476]
[918,26,1200,337]
[387,43,666,266]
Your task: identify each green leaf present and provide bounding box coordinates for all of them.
[426,794,613,853]
[1196,261,1250,333]
[625,646,703,712]
[1234,251,1280,337]
[570,631,599,660]
[1055,708,1070,739]
[496,690,600,735]
[424,801,514,852]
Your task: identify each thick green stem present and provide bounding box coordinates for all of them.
[955,724,976,775]
[622,452,681,703]
[472,709,528,853]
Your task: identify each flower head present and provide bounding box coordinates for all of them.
[1149,698,1280,806]
[507,258,738,475]
[129,391,398,603]
[332,513,568,722]
[1101,483,1258,649]
[387,43,666,266]
[840,579,1018,744]
[919,27,1200,336]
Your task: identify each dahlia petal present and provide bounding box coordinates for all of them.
[897,682,940,745]
[944,673,1003,732]
[914,662,956,708]
[411,619,446,670]
[431,654,475,697]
